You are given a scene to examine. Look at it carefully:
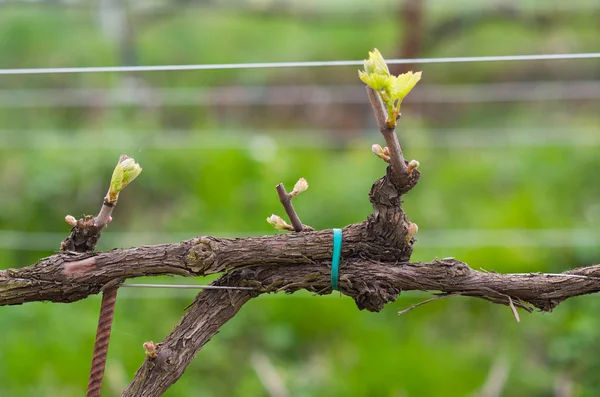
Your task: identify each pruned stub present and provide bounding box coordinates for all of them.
[60,216,102,253]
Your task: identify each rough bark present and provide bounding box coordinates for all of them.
[4,246,600,313]
[2,166,600,395]
[123,258,600,396]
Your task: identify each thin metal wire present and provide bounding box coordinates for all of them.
[0,53,598,75]
[120,283,257,290]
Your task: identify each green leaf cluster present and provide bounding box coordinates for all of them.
[358,49,422,127]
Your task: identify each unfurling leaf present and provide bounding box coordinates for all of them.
[266,214,293,231]
[358,49,391,92]
[363,48,390,76]
[358,71,392,91]
[143,341,158,359]
[407,159,420,173]
[358,49,422,127]
[406,222,419,243]
[371,144,390,163]
[390,71,422,111]
[291,178,309,196]
[65,215,78,227]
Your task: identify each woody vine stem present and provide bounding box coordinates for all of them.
[1,50,599,396]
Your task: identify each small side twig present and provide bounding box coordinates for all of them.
[276,183,305,232]
[398,293,457,316]
[366,86,409,184]
[507,296,521,323]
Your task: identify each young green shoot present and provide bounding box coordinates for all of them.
[359,49,422,128]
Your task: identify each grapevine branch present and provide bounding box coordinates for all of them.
[3,239,600,311]
[2,170,600,395]
[276,183,305,232]
[1,55,598,395]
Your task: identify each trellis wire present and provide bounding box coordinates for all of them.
[0,53,598,75]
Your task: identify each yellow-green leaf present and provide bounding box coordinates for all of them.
[390,71,422,103]
[366,48,390,76]
[359,70,392,91]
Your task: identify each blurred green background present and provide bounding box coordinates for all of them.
[1,0,600,396]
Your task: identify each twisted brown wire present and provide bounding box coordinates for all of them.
[86,287,118,397]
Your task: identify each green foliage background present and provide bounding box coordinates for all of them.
[1,1,600,396]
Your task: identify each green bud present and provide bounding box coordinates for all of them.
[406,222,419,243]
[143,341,158,359]
[65,215,78,227]
[407,159,420,173]
[371,144,390,163]
[120,158,142,185]
[108,155,142,202]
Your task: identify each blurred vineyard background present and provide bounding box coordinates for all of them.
[1,0,600,396]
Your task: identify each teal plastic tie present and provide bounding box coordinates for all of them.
[331,228,342,290]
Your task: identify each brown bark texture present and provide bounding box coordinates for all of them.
[2,86,598,395]
[1,165,599,396]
